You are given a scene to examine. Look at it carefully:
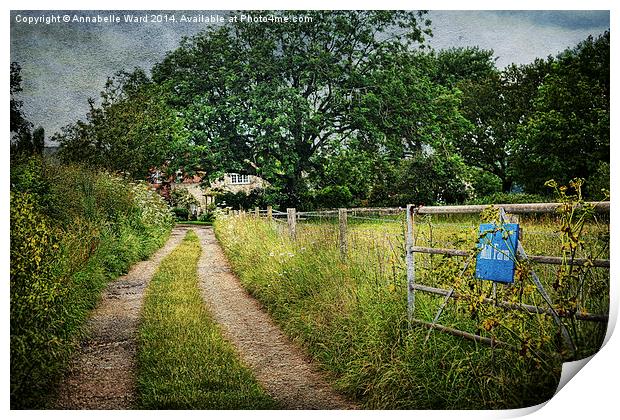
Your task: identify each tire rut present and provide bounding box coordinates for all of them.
[53,226,190,409]
[194,226,357,410]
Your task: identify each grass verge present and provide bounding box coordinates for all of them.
[137,230,278,409]
[10,157,174,409]
[213,214,610,409]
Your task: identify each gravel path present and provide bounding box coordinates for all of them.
[194,226,357,410]
[53,226,190,409]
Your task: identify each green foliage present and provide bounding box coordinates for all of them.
[10,157,173,408]
[215,187,283,211]
[138,230,277,409]
[56,70,189,179]
[466,168,503,199]
[32,126,45,155]
[10,62,34,155]
[197,205,217,224]
[151,11,436,206]
[510,32,609,196]
[430,47,497,88]
[543,178,610,358]
[10,192,68,406]
[171,207,189,221]
[370,151,469,206]
[455,58,552,192]
[466,192,549,205]
[310,148,379,206]
[313,185,353,209]
[169,187,199,211]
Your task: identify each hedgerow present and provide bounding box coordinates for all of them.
[10,156,174,408]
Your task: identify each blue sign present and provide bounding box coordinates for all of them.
[475,223,520,283]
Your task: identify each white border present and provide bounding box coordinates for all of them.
[3,1,617,419]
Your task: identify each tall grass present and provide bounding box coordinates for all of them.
[214,211,608,409]
[10,156,174,408]
[137,230,277,409]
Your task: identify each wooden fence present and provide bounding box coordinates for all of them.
[236,201,610,355]
[403,202,610,356]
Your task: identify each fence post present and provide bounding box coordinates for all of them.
[287,208,297,240]
[267,205,273,220]
[255,206,260,217]
[339,208,347,262]
[406,204,416,324]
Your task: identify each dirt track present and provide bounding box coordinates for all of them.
[194,227,357,410]
[54,225,355,410]
[53,227,189,409]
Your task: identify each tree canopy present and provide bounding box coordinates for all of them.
[52,12,609,208]
[510,32,610,197]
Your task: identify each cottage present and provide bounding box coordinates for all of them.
[205,173,269,206]
[148,168,267,212]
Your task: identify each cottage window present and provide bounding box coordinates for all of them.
[230,173,250,184]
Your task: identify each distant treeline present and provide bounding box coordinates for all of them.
[12,12,609,209]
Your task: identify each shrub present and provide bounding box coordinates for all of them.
[313,185,353,209]
[466,168,502,199]
[215,187,284,210]
[10,192,69,405]
[172,207,189,221]
[466,191,549,205]
[10,157,173,408]
[198,207,216,223]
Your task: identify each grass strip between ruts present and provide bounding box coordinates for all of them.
[137,229,277,409]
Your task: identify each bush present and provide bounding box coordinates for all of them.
[10,157,173,408]
[215,187,283,210]
[466,191,549,205]
[10,192,69,405]
[466,169,502,199]
[198,207,216,223]
[172,207,189,221]
[313,185,353,209]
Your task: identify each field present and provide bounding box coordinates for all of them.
[214,207,609,409]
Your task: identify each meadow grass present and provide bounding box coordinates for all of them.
[214,212,609,409]
[137,230,278,409]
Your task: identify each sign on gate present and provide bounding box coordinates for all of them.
[475,223,520,283]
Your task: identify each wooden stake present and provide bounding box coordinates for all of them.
[287,208,297,240]
[406,204,415,323]
[339,208,347,262]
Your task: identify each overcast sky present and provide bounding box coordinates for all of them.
[9,10,610,142]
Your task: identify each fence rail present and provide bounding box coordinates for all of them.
[410,283,608,322]
[412,246,610,268]
[231,202,610,354]
[416,201,610,215]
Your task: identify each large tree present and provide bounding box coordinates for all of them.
[56,69,189,179]
[510,32,609,196]
[455,57,552,192]
[151,11,438,206]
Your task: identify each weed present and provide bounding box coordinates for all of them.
[214,196,608,409]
